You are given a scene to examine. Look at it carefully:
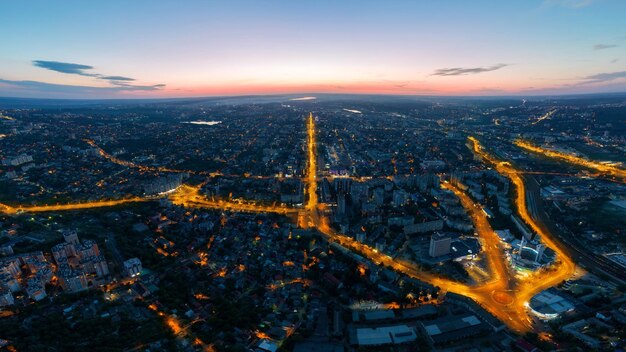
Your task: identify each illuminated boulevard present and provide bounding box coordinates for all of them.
[298,114,575,333]
[468,137,578,321]
[515,139,626,181]
[0,113,580,333]
[0,197,147,215]
[168,184,298,215]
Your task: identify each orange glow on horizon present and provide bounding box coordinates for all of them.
[123,78,559,98]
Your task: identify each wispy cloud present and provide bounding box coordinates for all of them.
[432,63,509,76]
[99,75,136,82]
[593,44,618,50]
[583,71,626,82]
[32,60,163,89]
[0,78,166,100]
[542,0,594,9]
[33,60,97,76]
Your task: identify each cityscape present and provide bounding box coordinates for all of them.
[1,1,626,351]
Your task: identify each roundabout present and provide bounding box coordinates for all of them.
[492,290,515,306]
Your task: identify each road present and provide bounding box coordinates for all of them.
[0,113,586,334]
[301,115,543,332]
[468,137,577,311]
[515,139,626,182]
[0,197,147,215]
[168,184,298,215]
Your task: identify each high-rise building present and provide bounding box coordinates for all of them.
[94,257,110,277]
[536,244,546,263]
[337,192,347,216]
[392,189,408,207]
[58,268,88,293]
[0,288,14,307]
[77,240,100,259]
[123,258,143,277]
[429,233,451,257]
[372,187,385,206]
[333,178,351,194]
[63,230,80,246]
[52,242,76,263]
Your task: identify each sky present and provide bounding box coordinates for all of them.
[0,0,625,99]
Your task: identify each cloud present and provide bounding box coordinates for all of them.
[583,71,626,82]
[109,81,166,89]
[32,60,97,76]
[99,75,135,81]
[610,58,619,64]
[542,0,594,9]
[432,63,509,76]
[593,44,618,50]
[535,70,626,93]
[0,78,165,99]
[32,59,163,90]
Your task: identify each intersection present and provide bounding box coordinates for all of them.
[0,113,579,333]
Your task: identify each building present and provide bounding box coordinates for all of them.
[420,315,489,346]
[77,240,100,258]
[392,189,408,207]
[429,233,451,257]
[93,256,110,277]
[1,154,33,166]
[529,290,574,320]
[0,288,14,307]
[52,242,76,262]
[63,230,80,246]
[404,219,443,235]
[337,192,347,216]
[349,325,417,346]
[58,268,88,293]
[123,258,143,277]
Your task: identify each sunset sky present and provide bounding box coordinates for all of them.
[1,0,625,98]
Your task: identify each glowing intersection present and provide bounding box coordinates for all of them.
[0,113,580,333]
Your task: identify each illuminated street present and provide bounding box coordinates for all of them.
[0,197,147,215]
[515,139,626,181]
[297,114,560,333]
[468,137,578,319]
[0,111,607,337]
[2,3,625,350]
[0,113,582,333]
[168,184,298,215]
[440,182,510,285]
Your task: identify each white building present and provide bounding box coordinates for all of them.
[429,233,451,257]
[123,258,143,277]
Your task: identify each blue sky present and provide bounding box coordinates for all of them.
[0,0,625,98]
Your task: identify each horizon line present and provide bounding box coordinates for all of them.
[2,90,626,102]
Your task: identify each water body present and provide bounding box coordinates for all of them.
[182,121,222,126]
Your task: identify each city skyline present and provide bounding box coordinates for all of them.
[1,0,626,98]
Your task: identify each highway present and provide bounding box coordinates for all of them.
[301,115,545,332]
[0,113,586,334]
[468,137,577,312]
[0,197,147,215]
[168,184,298,215]
[440,182,510,286]
[515,139,626,181]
